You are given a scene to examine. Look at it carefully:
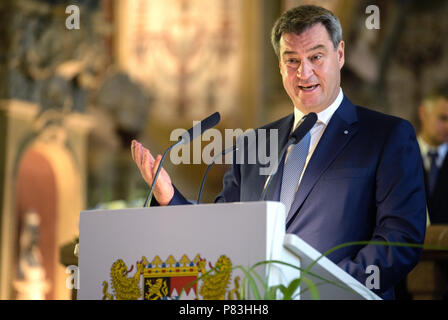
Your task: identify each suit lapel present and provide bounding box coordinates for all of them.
[286,97,359,226]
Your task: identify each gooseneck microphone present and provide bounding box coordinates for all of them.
[197,145,238,204]
[259,112,317,201]
[178,112,221,146]
[143,112,221,207]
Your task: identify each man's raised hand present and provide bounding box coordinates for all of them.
[131,140,174,206]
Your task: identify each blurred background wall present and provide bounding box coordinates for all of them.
[0,0,447,299]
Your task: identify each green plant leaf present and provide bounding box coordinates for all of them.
[233,265,261,300]
[283,278,301,300]
[265,284,284,300]
[302,277,320,300]
[247,259,357,299]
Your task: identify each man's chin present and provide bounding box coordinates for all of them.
[295,101,325,114]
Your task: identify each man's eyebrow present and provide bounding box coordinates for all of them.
[282,50,297,56]
[281,44,327,56]
[307,44,326,52]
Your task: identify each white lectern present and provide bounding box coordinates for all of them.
[78,201,380,300]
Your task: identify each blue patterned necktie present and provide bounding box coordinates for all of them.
[280,131,311,215]
[428,150,439,195]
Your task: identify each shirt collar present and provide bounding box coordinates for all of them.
[293,88,344,131]
[418,136,448,159]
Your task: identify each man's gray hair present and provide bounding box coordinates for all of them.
[271,5,343,59]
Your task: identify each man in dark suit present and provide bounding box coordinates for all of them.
[131,5,426,299]
[417,87,448,224]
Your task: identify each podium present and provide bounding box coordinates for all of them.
[78,201,380,300]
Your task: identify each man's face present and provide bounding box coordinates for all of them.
[420,97,448,146]
[279,23,345,114]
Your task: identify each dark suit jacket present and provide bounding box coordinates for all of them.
[424,153,448,224]
[162,95,427,299]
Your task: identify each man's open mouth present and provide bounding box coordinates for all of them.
[298,84,319,91]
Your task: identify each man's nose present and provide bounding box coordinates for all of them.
[297,61,313,80]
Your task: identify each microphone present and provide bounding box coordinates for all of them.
[259,112,317,201]
[143,112,221,207]
[178,112,221,145]
[197,145,239,204]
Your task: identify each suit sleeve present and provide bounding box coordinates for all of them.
[150,185,192,206]
[337,120,427,297]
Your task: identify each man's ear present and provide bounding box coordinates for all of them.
[418,105,426,123]
[338,41,345,69]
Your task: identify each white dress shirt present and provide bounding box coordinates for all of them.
[287,87,344,188]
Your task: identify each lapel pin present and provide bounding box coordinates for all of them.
[344,130,349,135]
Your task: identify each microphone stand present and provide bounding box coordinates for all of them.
[197,145,238,204]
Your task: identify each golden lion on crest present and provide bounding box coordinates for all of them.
[102,257,146,300]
